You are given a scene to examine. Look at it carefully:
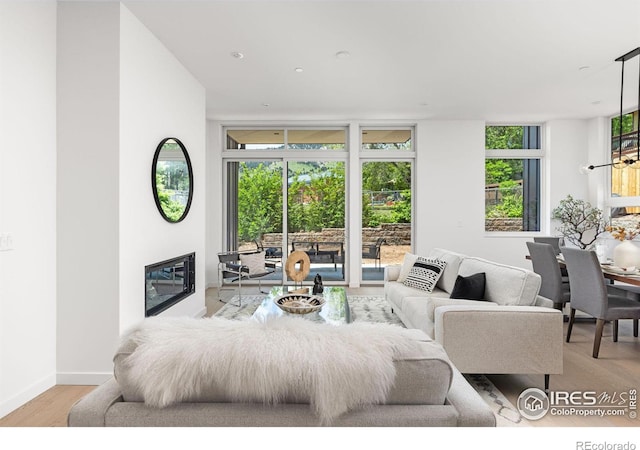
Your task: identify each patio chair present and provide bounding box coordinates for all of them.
[254,239,283,260]
[561,247,640,358]
[217,250,277,305]
[362,237,386,270]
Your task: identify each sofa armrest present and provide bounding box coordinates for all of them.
[447,367,496,427]
[535,295,555,308]
[434,305,563,375]
[67,378,123,427]
[384,265,401,282]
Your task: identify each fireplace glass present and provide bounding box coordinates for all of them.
[145,252,195,316]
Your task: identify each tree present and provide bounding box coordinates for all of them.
[287,162,345,232]
[237,162,283,241]
[485,126,525,149]
[390,190,411,223]
[551,195,608,249]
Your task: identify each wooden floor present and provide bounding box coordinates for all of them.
[2,286,640,428]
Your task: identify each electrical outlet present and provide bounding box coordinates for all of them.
[0,233,14,251]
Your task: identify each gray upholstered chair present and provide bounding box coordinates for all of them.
[533,236,564,255]
[526,241,570,310]
[561,247,640,358]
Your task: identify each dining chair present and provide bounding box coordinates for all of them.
[561,247,640,358]
[534,236,568,278]
[526,242,570,311]
[533,236,564,255]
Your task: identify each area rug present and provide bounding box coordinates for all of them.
[215,294,527,427]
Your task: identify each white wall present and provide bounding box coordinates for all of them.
[119,5,206,332]
[57,2,206,385]
[0,2,57,418]
[57,1,121,384]
[206,122,223,287]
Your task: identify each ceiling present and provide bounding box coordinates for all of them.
[124,0,640,122]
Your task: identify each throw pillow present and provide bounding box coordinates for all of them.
[450,272,486,300]
[239,251,266,276]
[402,257,447,292]
[397,252,419,283]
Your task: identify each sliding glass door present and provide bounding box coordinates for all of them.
[287,161,345,282]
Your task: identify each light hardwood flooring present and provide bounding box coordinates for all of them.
[2,286,640,427]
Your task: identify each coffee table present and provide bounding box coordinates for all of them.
[252,286,351,325]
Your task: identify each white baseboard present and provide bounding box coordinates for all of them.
[194,306,207,318]
[0,373,56,419]
[56,372,112,386]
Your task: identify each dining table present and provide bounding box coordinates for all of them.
[526,253,640,287]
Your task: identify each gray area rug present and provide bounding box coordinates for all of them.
[215,294,527,427]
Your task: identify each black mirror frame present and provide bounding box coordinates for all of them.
[151,137,194,223]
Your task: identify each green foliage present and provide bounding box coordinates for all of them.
[287,163,345,232]
[611,112,636,136]
[551,195,608,249]
[485,159,523,185]
[237,162,283,241]
[485,180,523,219]
[235,160,412,235]
[485,126,525,149]
[390,190,411,223]
[155,174,185,222]
[361,162,411,191]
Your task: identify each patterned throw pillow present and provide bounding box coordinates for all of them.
[403,257,447,292]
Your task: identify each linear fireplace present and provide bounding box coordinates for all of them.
[145,252,195,317]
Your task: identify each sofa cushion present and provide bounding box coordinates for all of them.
[403,257,447,292]
[458,257,541,306]
[450,273,486,300]
[385,281,449,311]
[428,248,465,293]
[397,252,419,283]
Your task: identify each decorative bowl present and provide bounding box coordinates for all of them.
[273,293,325,315]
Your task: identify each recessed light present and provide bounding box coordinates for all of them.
[578,65,590,71]
[335,51,350,59]
[591,100,602,105]
[420,102,429,107]
[294,67,304,73]
[231,52,244,59]
[262,103,270,107]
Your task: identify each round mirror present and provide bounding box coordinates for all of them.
[152,137,193,223]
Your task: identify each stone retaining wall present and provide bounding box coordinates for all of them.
[485,218,523,232]
[262,223,411,247]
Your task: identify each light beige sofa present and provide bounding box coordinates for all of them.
[385,248,563,391]
[68,321,495,427]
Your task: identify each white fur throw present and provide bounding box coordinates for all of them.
[119,315,421,423]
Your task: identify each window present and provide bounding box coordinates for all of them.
[361,128,412,150]
[609,110,640,228]
[226,128,346,151]
[485,125,542,232]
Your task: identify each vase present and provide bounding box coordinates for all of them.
[613,240,640,268]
